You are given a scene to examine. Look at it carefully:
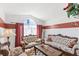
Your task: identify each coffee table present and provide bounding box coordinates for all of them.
[34,44,63,56]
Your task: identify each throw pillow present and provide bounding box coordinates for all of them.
[47,36,52,42]
[68,39,77,48]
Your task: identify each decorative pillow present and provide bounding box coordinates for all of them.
[23,40,28,45]
[68,39,77,48]
[47,36,53,42]
[1,45,9,51]
[35,38,41,43]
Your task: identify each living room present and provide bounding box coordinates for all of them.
[0,3,79,56]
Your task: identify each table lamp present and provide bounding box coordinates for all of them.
[3,29,15,49]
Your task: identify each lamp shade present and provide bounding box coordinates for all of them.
[3,29,15,37]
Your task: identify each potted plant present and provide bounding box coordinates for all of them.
[64,3,79,18]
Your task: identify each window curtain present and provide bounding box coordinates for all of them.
[37,25,42,38]
[15,23,24,47]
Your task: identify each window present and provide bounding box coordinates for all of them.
[24,18,37,36]
[0,27,4,36]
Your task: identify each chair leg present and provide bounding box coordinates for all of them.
[34,46,37,55]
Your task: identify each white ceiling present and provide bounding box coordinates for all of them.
[1,3,67,20]
[0,3,79,24]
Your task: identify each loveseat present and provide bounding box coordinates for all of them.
[21,35,42,51]
[45,34,78,55]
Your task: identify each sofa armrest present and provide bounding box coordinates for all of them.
[74,48,79,56]
[20,41,26,52]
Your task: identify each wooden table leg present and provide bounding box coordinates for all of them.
[34,46,37,55]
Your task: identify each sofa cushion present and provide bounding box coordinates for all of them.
[1,45,9,51]
[35,38,42,43]
[51,36,63,43]
[47,36,53,42]
[10,47,23,56]
[49,36,69,47]
[60,44,75,54]
[45,41,61,49]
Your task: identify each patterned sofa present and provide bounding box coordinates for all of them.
[21,35,42,51]
[0,46,27,56]
[45,34,78,55]
[9,46,27,56]
[23,35,42,44]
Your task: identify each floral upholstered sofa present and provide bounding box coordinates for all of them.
[0,37,27,56]
[23,35,42,45]
[21,35,42,51]
[0,46,27,56]
[9,47,27,56]
[45,34,79,55]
